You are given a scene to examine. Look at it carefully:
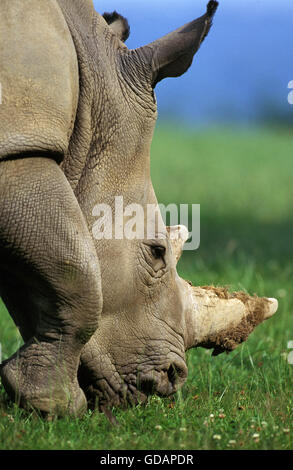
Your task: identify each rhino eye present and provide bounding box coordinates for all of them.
[151,245,165,260]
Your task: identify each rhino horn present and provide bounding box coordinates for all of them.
[167,225,190,263]
[137,1,219,87]
[184,284,278,355]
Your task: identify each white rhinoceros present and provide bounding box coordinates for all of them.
[0,0,277,417]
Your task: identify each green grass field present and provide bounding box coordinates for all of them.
[0,126,292,450]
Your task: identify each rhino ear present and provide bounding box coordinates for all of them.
[103,11,130,42]
[139,1,218,87]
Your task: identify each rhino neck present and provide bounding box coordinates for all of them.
[58,0,158,222]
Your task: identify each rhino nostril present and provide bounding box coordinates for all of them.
[167,363,187,385]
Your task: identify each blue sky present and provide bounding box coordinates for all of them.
[93,1,293,125]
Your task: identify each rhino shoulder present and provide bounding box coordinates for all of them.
[0,0,79,163]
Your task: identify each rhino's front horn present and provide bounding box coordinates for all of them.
[184,284,278,355]
[266,298,279,318]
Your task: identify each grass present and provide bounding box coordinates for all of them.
[0,125,293,450]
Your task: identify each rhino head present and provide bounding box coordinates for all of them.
[72,1,278,410]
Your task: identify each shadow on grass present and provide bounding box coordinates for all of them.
[177,212,293,296]
[198,214,293,264]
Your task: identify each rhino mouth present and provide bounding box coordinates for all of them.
[81,362,188,425]
[79,360,188,410]
[136,362,188,397]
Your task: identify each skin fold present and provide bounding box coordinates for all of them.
[0,0,278,416]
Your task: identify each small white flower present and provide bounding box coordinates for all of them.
[180,427,187,432]
[155,425,162,430]
[253,433,260,439]
[213,434,221,440]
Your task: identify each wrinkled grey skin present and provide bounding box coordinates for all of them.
[0,0,277,417]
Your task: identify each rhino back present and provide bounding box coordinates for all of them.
[0,0,79,162]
